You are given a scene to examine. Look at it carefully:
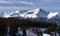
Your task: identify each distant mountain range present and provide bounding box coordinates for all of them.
[0,8,60,24]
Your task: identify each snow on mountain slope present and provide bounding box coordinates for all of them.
[1,8,60,24]
[3,11,14,18]
[24,8,40,18]
[47,12,59,19]
[2,8,60,19]
[3,10,28,18]
[47,12,60,24]
[3,8,40,18]
[33,8,40,14]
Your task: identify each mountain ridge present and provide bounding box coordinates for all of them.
[0,8,60,24]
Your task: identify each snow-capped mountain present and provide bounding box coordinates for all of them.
[3,8,40,18]
[47,12,60,24]
[0,8,60,24]
[3,10,28,18]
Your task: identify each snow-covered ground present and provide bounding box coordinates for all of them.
[26,29,38,36]
[43,34,50,36]
[5,27,51,36]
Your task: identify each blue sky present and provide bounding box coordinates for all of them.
[0,0,60,12]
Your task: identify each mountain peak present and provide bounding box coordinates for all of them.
[33,8,40,14]
[0,8,60,24]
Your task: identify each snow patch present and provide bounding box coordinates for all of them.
[43,34,50,36]
[47,12,59,19]
[19,8,40,18]
[33,8,40,14]
[3,12,14,18]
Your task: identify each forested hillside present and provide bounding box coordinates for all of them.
[0,18,60,36]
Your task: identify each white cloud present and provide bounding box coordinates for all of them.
[0,1,35,5]
[0,1,14,5]
[19,1,34,5]
[41,0,60,3]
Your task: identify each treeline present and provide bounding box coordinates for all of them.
[0,18,58,28]
[0,18,60,36]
